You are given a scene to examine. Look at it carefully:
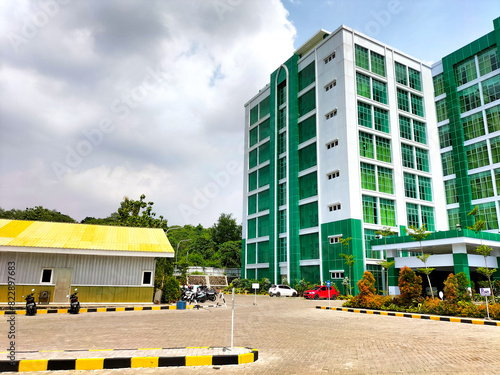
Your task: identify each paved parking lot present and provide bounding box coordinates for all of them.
[2,295,499,374]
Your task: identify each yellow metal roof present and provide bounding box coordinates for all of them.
[0,219,174,254]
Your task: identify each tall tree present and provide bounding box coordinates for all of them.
[0,206,76,223]
[210,213,242,246]
[117,194,168,229]
[405,225,434,298]
[339,237,354,295]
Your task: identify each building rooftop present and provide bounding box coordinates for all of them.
[0,219,174,255]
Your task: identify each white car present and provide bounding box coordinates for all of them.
[268,284,298,297]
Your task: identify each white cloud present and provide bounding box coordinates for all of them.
[0,0,296,226]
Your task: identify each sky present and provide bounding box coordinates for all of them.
[0,0,498,227]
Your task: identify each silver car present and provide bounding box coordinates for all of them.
[268,284,298,297]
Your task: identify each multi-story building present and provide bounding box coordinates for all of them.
[242,19,500,294]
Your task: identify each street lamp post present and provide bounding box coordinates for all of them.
[176,239,191,264]
[165,226,182,235]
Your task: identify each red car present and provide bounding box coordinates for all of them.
[303,285,339,300]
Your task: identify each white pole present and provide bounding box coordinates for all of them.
[254,288,257,306]
[328,286,330,309]
[231,288,235,350]
[485,295,490,320]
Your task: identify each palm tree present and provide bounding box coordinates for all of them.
[375,227,396,296]
[405,225,434,298]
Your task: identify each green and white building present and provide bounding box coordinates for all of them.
[242,19,500,294]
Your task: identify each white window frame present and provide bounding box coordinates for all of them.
[324,51,336,64]
[40,268,53,284]
[330,270,345,279]
[326,139,339,149]
[327,170,340,180]
[325,79,337,91]
[325,108,338,119]
[328,235,342,244]
[328,202,342,212]
[142,271,153,286]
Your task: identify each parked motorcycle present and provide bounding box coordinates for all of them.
[198,285,217,302]
[68,289,80,314]
[24,289,37,316]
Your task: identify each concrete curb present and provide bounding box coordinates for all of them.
[0,348,258,372]
[0,305,196,315]
[316,306,500,326]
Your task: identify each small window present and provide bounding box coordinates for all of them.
[327,170,340,180]
[40,269,53,284]
[326,139,339,149]
[142,271,153,286]
[324,51,336,64]
[329,235,342,244]
[328,203,341,212]
[331,271,344,279]
[325,80,337,91]
[325,108,338,119]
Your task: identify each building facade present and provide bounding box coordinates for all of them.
[242,19,500,294]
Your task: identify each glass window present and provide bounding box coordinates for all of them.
[411,94,424,117]
[359,132,374,159]
[247,219,256,239]
[409,68,422,91]
[415,148,429,172]
[298,89,316,117]
[444,179,458,204]
[258,189,269,212]
[299,202,319,229]
[278,210,287,234]
[257,241,269,263]
[395,62,407,85]
[362,195,377,224]
[439,125,452,148]
[380,199,396,226]
[433,73,445,96]
[364,228,379,260]
[258,215,269,237]
[399,116,412,140]
[459,84,481,113]
[495,169,500,195]
[476,202,498,230]
[413,120,427,144]
[421,205,435,231]
[406,203,419,227]
[404,173,417,198]
[401,144,414,168]
[482,74,500,105]
[418,176,432,201]
[370,51,385,76]
[355,45,369,70]
[462,112,485,141]
[374,107,389,133]
[490,136,500,164]
[277,80,286,107]
[298,143,317,171]
[299,172,318,199]
[361,163,376,190]
[441,151,455,176]
[435,98,448,122]
[378,166,393,194]
[455,57,477,86]
[478,46,499,76]
[259,96,270,118]
[278,131,286,155]
[466,141,489,170]
[258,165,270,188]
[397,88,409,112]
[278,107,286,130]
[372,79,387,104]
[448,208,460,230]
[376,136,391,163]
[249,171,257,191]
[248,194,257,215]
[249,149,257,169]
[298,61,315,91]
[279,237,287,262]
[486,105,500,133]
[300,233,319,260]
[41,269,52,283]
[249,127,258,147]
[298,115,316,144]
[278,183,286,206]
[250,106,259,125]
[258,141,270,163]
[278,157,286,180]
[358,102,372,128]
[258,119,270,142]
[356,73,371,99]
[470,171,494,200]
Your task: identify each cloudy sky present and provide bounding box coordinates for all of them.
[0,0,498,227]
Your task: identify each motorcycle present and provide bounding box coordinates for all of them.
[24,289,37,316]
[198,285,217,302]
[68,289,80,314]
[180,285,196,304]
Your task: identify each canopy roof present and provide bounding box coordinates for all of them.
[0,219,174,256]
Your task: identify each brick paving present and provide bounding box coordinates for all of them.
[1,295,499,374]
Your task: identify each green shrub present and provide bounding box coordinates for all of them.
[398,266,422,306]
[162,276,180,303]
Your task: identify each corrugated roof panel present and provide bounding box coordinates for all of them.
[0,220,174,254]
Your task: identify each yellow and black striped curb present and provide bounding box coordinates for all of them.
[316,306,500,326]
[0,305,196,315]
[0,348,258,372]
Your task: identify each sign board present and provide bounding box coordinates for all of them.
[480,288,491,297]
[252,283,260,290]
[326,280,331,288]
